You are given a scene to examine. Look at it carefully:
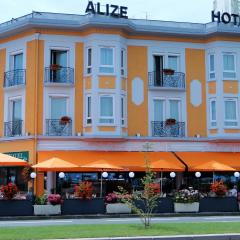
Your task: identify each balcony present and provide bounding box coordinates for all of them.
[4,120,23,137]
[44,66,74,84]
[45,119,72,136]
[148,71,185,89]
[151,121,185,137]
[4,69,26,88]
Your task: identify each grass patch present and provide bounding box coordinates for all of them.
[1,222,240,240]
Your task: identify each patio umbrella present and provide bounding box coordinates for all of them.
[149,159,185,194]
[0,153,28,166]
[31,157,79,171]
[80,159,124,197]
[190,160,236,183]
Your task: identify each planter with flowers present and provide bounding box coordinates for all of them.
[174,187,200,213]
[210,180,227,197]
[105,193,131,214]
[0,183,33,216]
[33,194,62,215]
[62,181,105,215]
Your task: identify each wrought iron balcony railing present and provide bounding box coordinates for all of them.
[151,121,185,137]
[4,120,23,137]
[45,67,74,84]
[45,119,72,136]
[4,69,26,87]
[148,71,185,89]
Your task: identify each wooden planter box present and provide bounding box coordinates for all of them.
[106,203,131,214]
[199,197,238,212]
[33,204,61,215]
[174,202,199,213]
[62,198,105,215]
[0,200,33,216]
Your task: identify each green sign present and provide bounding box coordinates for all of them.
[5,151,29,162]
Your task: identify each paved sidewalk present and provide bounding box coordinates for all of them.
[51,234,240,240]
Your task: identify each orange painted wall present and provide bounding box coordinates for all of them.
[185,49,207,137]
[209,129,218,134]
[121,78,127,90]
[75,43,84,134]
[98,76,116,89]
[0,49,6,137]
[223,81,238,94]
[85,76,92,90]
[98,126,116,132]
[208,81,216,94]
[127,46,148,136]
[84,127,92,133]
[224,129,240,133]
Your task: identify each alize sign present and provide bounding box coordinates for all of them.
[85,1,128,19]
[212,10,240,25]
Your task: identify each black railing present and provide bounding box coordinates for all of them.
[148,71,185,88]
[45,119,72,136]
[151,121,185,137]
[4,69,26,87]
[4,120,23,137]
[45,67,74,84]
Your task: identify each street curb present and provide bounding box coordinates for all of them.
[1,212,240,221]
[51,234,240,240]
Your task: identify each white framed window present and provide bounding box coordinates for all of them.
[224,98,238,127]
[99,95,114,124]
[121,96,126,126]
[223,54,236,79]
[153,99,165,121]
[12,53,23,70]
[209,54,215,80]
[209,99,217,127]
[87,48,92,74]
[169,99,181,121]
[167,55,179,72]
[51,50,68,67]
[9,98,22,122]
[50,97,68,119]
[99,47,114,74]
[121,49,126,76]
[86,95,92,125]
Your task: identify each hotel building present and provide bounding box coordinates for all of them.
[0,9,240,195]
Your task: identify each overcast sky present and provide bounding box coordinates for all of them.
[0,0,214,24]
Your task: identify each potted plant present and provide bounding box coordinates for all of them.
[174,187,200,212]
[1,183,18,200]
[50,64,60,71]
[210,180,227,197]
[105,192,131,214]
[21,167,33,183]
[165,118,176,126]
[33,194,62,215]
[163,68,175,75]
[74,181,93,199]
[59,116,71,125]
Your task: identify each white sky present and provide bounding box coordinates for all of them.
[0,0,214,24]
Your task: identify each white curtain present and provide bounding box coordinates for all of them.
[51,98,67,119]
[154,100,164,121]
[211,101,216,121]
[223,55,234,71]
[210,55,214,72]
[56,51,67,67]
[100,96,113,117]
[225,101,236,120]
[14,53,23,70]
[168,56,178,71]
[100,48,113,65]
[12,99,22,121]
[169,100,179,121]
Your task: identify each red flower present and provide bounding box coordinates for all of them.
[1,183,18,200]
[48,194,63,205]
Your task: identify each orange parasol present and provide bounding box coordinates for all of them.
[80,159,124,171]
[150,159,185,171]
[0,153,28,166]
[31,157,79,171]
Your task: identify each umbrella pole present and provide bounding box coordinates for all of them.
[213,172,214,183]
[100,172,103,198]
[160,171,163,196]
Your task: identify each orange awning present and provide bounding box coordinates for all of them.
[80,159,124,171]
[32,157,79,171]
[0,153,28,166]
[176,152,240,171]
[38,151,185,172]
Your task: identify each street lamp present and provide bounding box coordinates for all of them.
[170,172,176,178]
[129,172,135,178]
[195,172,201,190]
[58,172,65,195]
[100,172,108,198]
[30,172,37,195]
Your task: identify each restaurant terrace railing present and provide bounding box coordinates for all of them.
[44,67,74,84]
[4,120,23,137]
[45,119,72,136]
[148,71,185,89]
[4,69,26,87]
[151,121,185,137]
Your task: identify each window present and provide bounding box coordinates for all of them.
[153,99,165,121]
[51,50,67,67]
[50,97,67,119]
[11,99,22,122]
[13,53,23,70]
[99,95,114,124]
[99,48,114,73]
[224,99,238,127]
[86,95,92,124]
[87,48,92,74]
[121,97,125,125]
[169,100,180,121]
[168,56,179,72]
[209,54,215,79]
[121,49,125,76]
[210,99,217,127]
[223,54,236,79]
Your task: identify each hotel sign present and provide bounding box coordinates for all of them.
[5,151,29,162]
[85,1,128,19]
[212,10,240,25]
